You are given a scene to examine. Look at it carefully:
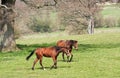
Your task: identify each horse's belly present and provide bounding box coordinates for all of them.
[43,54,51,57]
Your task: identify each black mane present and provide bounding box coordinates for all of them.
[54,46,68,52]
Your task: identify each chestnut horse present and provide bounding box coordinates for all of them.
[26,46,71,70]
[57,40,78,62]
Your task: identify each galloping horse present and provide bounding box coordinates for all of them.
[57,40,78,62]
[26,46,71,70]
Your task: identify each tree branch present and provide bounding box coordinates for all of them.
[0,4,9,9]
[21,0,58,8]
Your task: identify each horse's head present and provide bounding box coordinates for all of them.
[61,47,71,56]
[69,40,78,50]
[73,40,78,50]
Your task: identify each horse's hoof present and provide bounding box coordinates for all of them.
[69,61,71,62]
[54,66,57,69]
[54,67,57,69]
[32,68,34,70]
[69,59,73,62]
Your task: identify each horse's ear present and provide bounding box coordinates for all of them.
[74,40,78,43]
[69,40,74,44]
[71,40,78,44]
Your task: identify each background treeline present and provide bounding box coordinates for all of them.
[14,0,120,37]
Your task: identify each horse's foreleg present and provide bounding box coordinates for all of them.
[39,57,45,70]
[69,54,73,62]
[32,58,38,70]
[67,56,70,62]
[51,57,57,69]
[54,57,57,69]
[62,52,65,61]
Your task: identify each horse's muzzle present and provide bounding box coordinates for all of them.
[67,53,71,56]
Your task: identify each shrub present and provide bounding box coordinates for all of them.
[103,16,118,28]
[28,17,52,33]
[95,15,119,28]
[65,18,88,35]
[94,14,104,28]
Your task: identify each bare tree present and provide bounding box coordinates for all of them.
[21,0,57,8]
[0,0,18,52]
[0,0,57,52]
[55,0,99,34]
[0,0,101,52]
[78,0,99,34]
[21,0,100,34]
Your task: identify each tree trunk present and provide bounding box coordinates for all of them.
[0,21,17,52]
[0,0,17,52]
[87,16,94,34]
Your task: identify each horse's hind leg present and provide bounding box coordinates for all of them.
[39,57,45,70]
[32,58,38,70]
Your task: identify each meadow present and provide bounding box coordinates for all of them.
[0,28,120,78]
[101,4,120,19]
[102,7,120,18]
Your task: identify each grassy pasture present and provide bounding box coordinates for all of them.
[0,28,120,78]
[101,4,120,19]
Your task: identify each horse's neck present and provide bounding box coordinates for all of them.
[68,44,73,50]
[70,45,73,48]
[66,41,73,49]
[55,47,63,53]
[58,49,64,53]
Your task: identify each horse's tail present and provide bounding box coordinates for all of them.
[26,50,35,60]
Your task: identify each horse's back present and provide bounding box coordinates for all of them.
[57,40,66,47]
[35,47,57,57]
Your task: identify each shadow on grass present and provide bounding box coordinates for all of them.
[17,43,56,53]
[0,43,56,57]
[0,42,118,55]
[32,65,71,70]
[16,42,120,54]
[25,65,71,70]
[78,43,120,52]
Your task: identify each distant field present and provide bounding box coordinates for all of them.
[101,4,120,19]
[16,28,120,45]
[0,28,120,78]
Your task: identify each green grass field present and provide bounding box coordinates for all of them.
[101,4,120,19]
[0,28,120,78]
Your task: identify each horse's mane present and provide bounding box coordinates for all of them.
[66,40,78,49]
[54,46,68,52]
[66,40,74,49]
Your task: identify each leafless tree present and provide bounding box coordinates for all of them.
[55,0,100,34]
[78,0,99,34]
[0,0,101,52]
[21,0,100,34]
[0,0,18,52]
[21,0,57,8]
